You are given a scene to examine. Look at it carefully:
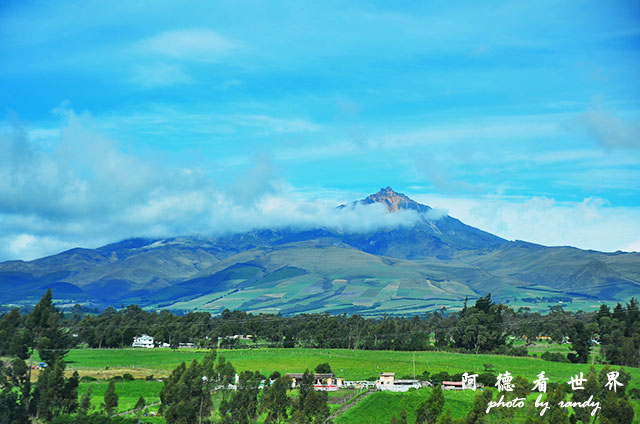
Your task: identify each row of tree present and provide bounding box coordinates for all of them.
[2,293,640,366]
[159,350,330,424]
[1,290,82,422]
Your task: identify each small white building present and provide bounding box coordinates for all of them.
[132,334,154,349]
[376,372,421,392]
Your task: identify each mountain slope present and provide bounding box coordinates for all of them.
[1,187,638,314]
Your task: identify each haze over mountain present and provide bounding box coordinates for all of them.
[1,187,638,315]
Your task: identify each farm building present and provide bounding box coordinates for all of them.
[132,334,154,348]
[442,381,464,390]
[286,373,343,391]
[376,372,421,392]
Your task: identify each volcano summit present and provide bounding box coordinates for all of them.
[1,188,638,315]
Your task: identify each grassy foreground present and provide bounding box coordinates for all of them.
[58,347,640,423]
[63,347,640,387]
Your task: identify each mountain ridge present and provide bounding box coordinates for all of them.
[1,188,638,315]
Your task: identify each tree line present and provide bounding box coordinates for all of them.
[2,290,638,423]
[159,350,330,424]
[2,293,640,365]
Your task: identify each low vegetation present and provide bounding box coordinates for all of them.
[2,290,639,423]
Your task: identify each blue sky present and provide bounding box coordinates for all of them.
[1,0,639,260]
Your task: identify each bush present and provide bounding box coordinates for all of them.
[145,374,155,381]
[430,371,451,384]
[315,362,332,373]
[122,373,135,381]
[477,372,496,387]
[509,346,528,357]
[79,376,97,382]
[541,351,570,363]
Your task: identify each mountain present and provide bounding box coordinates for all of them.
[1,187,639,315]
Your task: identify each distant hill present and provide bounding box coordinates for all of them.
[1,187,639,315]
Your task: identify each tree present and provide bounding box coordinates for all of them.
[568,321,590,364]
[134,396,145,410]
[260,375,291,423]
[545,384,569,424]
[134,396,146,420]
[416,384,444,423]
[78,387,92,415]
[314,363,332,374]
[290,369,329,424]
[600,392,634,424]
[0,290,80,423]
[30,349,79,420]
[437,409,453,424]
[160,351,220,424]
[464,389,493,424]
[452,294,507,353]
[598,366,634,424]
[298,369,314,408]
[219,370,262,424]
[103,380,118,417]
[0,357,30,423]
[571,366,598,424]
[301,390,330,424]
[26,289,70,367]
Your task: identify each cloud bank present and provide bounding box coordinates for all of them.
[0,110,421,261]
[2,107,638,261]
[412,193,640,253]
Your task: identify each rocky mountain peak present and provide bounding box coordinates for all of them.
[362,187,427,212]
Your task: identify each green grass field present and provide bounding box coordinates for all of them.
[59,347,639,423]
[78,380,163,413]
[63,347,640,388]
[335,389,476,424]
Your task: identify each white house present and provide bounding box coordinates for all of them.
[132,334,154,349]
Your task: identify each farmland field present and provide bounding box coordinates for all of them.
[60,347,640,423]
[62,347,640,387]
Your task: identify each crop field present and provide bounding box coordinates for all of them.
[60,347,640,423]
[63,347,640,387]
[78,380,163,413]
[335,389,476,424]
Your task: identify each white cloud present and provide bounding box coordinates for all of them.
[412,193,640,252]
[622,240,640,253]
[135,28,236,62]
[0,111,417,261]
[1,106,637,261]
[9,234,35,254]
